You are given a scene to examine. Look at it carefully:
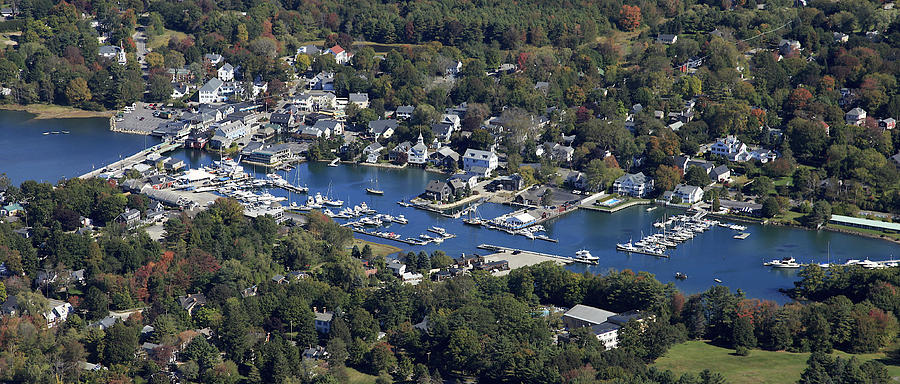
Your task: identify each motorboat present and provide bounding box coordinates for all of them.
[367,188,384,195]
[428,226,447,235]
[328,158,340,167]
[575,250,599,262]
[392,215,408,224]
[764,257,801,268]
[675,272,687,280]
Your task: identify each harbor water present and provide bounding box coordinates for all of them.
[1,111,897,303]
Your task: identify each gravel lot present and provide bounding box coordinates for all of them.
[114,102,179,134]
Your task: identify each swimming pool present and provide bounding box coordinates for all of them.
[598,198,622,206]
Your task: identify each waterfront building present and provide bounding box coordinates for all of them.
[504,212,536,229]
[424,179,452,201]
[314,119,343,136]
[463,148,499,178]
[362,142,384,163]
[408,133,429,165]
[829,214,900,233]
[613,172,654,197]
[670,184,704,204]
[429,146,460,169]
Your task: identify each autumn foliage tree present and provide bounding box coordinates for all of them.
[619,5,642,31]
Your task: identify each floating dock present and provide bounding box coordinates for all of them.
[477,244,595,265]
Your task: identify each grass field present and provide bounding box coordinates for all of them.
[350,238,402,258]
[345,367,380,384]
[148,29,189,50]
[653,341,900,384]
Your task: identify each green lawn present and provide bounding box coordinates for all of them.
[148,29,189,50]
[345,367,380,384]
[826,223,900,241]
[350,238,402,258]
[653,341,900,384]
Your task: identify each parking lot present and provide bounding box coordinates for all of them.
[112,102,179,135]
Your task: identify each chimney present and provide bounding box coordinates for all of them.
[313,306,317,313]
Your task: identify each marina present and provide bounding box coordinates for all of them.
[2,116,900,302]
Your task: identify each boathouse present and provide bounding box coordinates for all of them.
[829,214,900,233]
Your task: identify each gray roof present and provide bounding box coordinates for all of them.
[99,45,120,55]
[590,321,621,335]
[369,119,398,134]
[432,123,453,137]
[616,172,649,185]
[425,179,450,193]
[348,93,368,103]
[314,311,333,322]
[563,304,616,325]
[711,165,730,176]
[396,105,415,114]
[199,78,224,93]
[314,119,340,130]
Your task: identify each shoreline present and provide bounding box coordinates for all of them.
[0,103,115,120]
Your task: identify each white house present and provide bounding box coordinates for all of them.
[44,299,73,328]
[613,172,654,197]
[407,133,429,165]
[217,63,235,82]
[672,184,703,204]
[395,105,415,119]
[203,53,224,66]
[98,45,126,65]
[314,119,343,136]
[198,78,225,103]
[348,93,369,109]
[710,136,748,161]
[369,119,398,139]
[363,142,384,163]
[325,45,352,64]
[845,107,867,126]
[463,148,499,177]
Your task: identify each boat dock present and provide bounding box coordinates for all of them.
[476,244,595,265]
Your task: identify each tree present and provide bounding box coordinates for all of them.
[761,196,782,218]
[103,321,138,365]
[145,52,164,68]
[732,314,757,352]
[236,24,249,43]
[0,282,5,304]
[619,5,642,31]
[685,166,710,187]
[66,78,91,106]
[748,176,774,196]
[148,74,173,102]
[655,165,682,192]
[585,158,625,191]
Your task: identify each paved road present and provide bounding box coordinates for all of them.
[132,28,148,70]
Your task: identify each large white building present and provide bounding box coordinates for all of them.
[613,172,654,197]
[407,133,429,165]
[463,148,499,178]
[217,63,235,82]
[198,78,225,104]
[671,184,703,204]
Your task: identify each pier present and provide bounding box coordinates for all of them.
[477,244,594,265]
[79,141,181,179]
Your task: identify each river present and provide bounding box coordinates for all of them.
[1,110,897,303]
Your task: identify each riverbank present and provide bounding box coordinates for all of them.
[0,103,115,120]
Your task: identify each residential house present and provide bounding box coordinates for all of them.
[348,92,369,109]
[845,107,867,126]
[395,105,415,120]
[424,180,452,202]
[369,119,398,139]
[448,173,478,189]
[98,45,126,65]
[833,32,849,43]
[566,171,588,190]
[315,119,343,136]
[210,120,248,148]
[486,174,524,192]
[710,135,749,161]
[671,184,704,204]
[710,165,731,183]
[429,147,460,169]
[445,60,462,76]
[303,346,330,361]
[387,259,424,282]
[198,78,226,104]
[613,172,654,197]
[543,142,575,163]
[300,125,330,138]
[2,203,23,216]
[591,322,622,350]
[297,45,321,55]
[325,45,352,64]
[314,308,334,333]
[116,209,141,227]
[362,142,384,163]
[203,53,224,66]
[879,118,896,131]
[656,34,678,44]
[390,141,412,163]
[269,113,296,129]
[170,83,192,99]
[217,63,235,81]
[177,293,207,316]
[166,67,193,82]
[307,72,335,91]
[462,149,499,178]
[43,299,73,328]
[779,39,801,55]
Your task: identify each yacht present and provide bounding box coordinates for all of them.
[392,215,408,225]
[575,250,599,262]
[674,272,688,280]
[764,257,801,268]
[324,198,344,207]
[428,226,447,235]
